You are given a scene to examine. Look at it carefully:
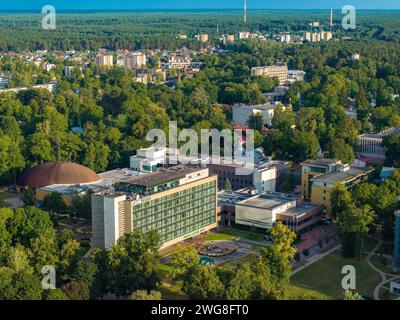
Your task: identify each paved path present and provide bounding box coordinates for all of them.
[238,238,270,248]
[291,244,341,275]
[366,240,400,300]
[4,197,24,209]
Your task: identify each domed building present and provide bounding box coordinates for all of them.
[19,161,102,205]
[19,161,102,188]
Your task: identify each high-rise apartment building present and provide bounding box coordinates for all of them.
[95,53,114,68]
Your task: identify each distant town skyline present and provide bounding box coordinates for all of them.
[0,0,399,11]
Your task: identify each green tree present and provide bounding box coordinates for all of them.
[225,263,254,300]
[129,290,162,300]
[337,205,374,258]
[327,139,355,165]
[42,193,67,216]
[269,222,297,260]
[342,290,364,300]
[182,266,224,300]
[22,188,36,206]
[106,231,160,297]
[222,178,232,192]
[331,185,353,219]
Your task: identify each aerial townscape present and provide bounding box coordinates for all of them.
[0,1,400,307]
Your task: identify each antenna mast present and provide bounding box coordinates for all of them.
[244,0,247,24]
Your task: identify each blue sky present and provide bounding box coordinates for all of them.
[0,0,398,11]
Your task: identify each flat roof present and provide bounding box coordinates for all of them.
[218,191,254,207]
[359,128,400,139]
[301,158,340,167]
[98,168,142,188]
[311,167,372,184]
[233,103,277,111]
[120,165,202,188]
[283,203,322,218]
[238,193,298,210]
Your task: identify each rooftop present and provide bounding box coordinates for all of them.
[120,165,201,188]
[218,191,254,207]
[359,127,400,139]
[238,193,298,210]
[311,167,372,184]
[301,158,341,167]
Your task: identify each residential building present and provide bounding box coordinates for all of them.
[237,32,252,40]
[166,54,192,70]
[91,165,218,250]
[358,128,400,163]
[232,102,281,127]
[301,159,373,215]
[251,63,288,86]
[218,191,323,233]
[95,53,113,68]
[198,34,209,43]
[127,52,147,69]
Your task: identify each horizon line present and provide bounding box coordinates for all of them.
[0,8,400,13]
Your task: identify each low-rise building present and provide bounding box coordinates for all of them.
[358,128,400,163]
[301,159,373,215]
[218,191,323,233]
[232,102,281,127]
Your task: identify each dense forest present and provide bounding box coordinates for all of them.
[0,10,400,51]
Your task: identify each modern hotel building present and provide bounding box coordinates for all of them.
[92,165,218,250]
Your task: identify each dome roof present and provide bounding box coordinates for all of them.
[19,162,102,188]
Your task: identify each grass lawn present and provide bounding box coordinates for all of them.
[57,217,76,225]
[204,228,266,242]
[158,283,188,300]
[158,263,176,279]
[370,255,399,275]
[289,251,381,300]
[362,236,379,253]
[0,192,14,208]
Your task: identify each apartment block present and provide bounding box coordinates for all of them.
[95,53,114,68]
[251,63,288,85]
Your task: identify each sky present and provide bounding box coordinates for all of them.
[0,0,399,11]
